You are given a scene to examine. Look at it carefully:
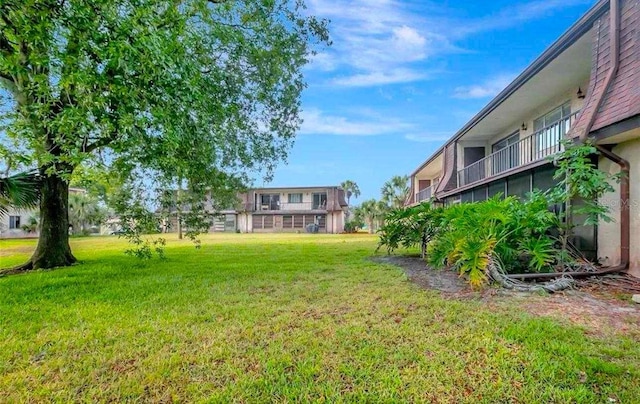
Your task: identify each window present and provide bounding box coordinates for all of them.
[259,194,280,210]
[532,166,557,193]
[488,180,506,199]
[263,216,274,229]
[534,102,572,158]
[444,196,461,206]
[492,132,520,153]
[461,191,473,204]
[224,215,236,232]
[491,132,520,174]
[288,193,303,204]
[252,215,263,229]
[507,173,531,200]
[304,215,316,226]
[9,215,21,229]
[473,187,488,203]
[312,193,327,209]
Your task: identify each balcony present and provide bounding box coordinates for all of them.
[250,202,328,212]
[457,111,579,187]
[415,185,436,203]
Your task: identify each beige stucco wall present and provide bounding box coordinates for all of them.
[486,85,588,151]
[0,207,39,239]
[237,213,252,233]
[329,211,345,234]
[598,137,640,277]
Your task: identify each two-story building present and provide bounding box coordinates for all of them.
[408,0,639,274]
[236,186,348,234]
[164,185,348,234]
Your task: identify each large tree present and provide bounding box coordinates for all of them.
[0,0,327,270]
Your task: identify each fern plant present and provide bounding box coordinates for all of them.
[382,194,561,288]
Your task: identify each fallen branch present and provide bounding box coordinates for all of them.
[488,257,575,293]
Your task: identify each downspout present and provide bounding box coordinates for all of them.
[593,145,629,271]
[509,0,628,281]
[580,0,629,274]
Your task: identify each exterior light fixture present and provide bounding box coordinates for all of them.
[521,122,527,131]
[577,87,585,99]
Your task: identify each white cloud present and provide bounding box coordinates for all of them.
[307,52,337,72]
[306,0,593,87]
[453,74,516,99]
[306,0,453,86]
[300,108,413,136]
[331,69,428,87]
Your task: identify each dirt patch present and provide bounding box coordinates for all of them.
[0,245,35,257]
[510,292,640,336]
[374,255,640,336]
[372,256,468,294]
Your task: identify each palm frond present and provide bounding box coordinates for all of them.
[0,171,41,217]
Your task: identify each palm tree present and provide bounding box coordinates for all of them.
[357,199,385,234]
[68,193,103,235]
[340,180,361,206]
[340,180,361,221]
[381,175,410,209]
[375,199,390,230]
[0,172,40,217]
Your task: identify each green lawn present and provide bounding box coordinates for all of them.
[1,234,638,402]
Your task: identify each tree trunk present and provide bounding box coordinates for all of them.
[6,173,77,272]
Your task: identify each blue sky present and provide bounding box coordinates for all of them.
[264,0,597,203]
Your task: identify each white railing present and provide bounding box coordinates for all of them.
[253,202,328,211]
[457,111,579,187]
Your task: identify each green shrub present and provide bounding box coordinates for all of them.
[378,142,618,288]
[343,221,362,233]
[379,194,561,288]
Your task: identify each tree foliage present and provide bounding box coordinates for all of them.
[376,202,443,257]
[68,192,106,235]
[0,171,39,217]
[549,139,621,227]
[381,175,410,209]
[340,180,360,206]
[379,195,561,288]
[340,179,360,223]
[354,199,388,234]
[0,0,328,268]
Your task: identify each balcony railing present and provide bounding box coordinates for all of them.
[457,111,579,187]
[253,202,328,211]
[415,185,436,203]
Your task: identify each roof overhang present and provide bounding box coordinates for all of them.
[414,152,443,179]
[409,0,610,172]
[411,150,443,177]
[453,0,608,142]
[459,30,593,141]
